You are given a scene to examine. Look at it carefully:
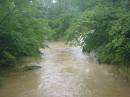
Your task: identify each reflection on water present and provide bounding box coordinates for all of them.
[0,41,130,97]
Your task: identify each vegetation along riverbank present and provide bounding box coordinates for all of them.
[0,0,130,82]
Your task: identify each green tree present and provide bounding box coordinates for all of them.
[65,0,130,79]
[45,0,76,40]
[0,0,50,82]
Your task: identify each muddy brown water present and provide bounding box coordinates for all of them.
[0,41,130,97]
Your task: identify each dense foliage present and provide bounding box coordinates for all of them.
[65,0,130,79]
[44,0,78,40]
[1,0,130,82]
[0,0,51,82]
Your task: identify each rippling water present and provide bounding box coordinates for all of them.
[0,41,130,97]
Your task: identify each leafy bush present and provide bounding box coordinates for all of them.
[65,0,130,79]
[0,0,50,68]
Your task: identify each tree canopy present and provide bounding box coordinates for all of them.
[65,0,130,79]
[0,0,51,82]
[1,0,130,82]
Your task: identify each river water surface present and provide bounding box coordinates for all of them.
[0,41,130,97]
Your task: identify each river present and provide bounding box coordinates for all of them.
[0,41,130,97]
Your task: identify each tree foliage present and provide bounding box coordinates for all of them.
[1,0,130,82]
[65,0,130,79]
[0,0,50,68]
[44,0,77,40]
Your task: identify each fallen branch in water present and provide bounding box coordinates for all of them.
[0,65,42,76]
[22,65,42,71]
[0,65,42,83]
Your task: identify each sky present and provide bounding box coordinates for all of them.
[53,0,56,3]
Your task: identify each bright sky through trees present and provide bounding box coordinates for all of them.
[52,0,56,3]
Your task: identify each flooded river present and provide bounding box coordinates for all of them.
[0,41,130,97]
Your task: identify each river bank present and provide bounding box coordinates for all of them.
[0,41,130,97]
